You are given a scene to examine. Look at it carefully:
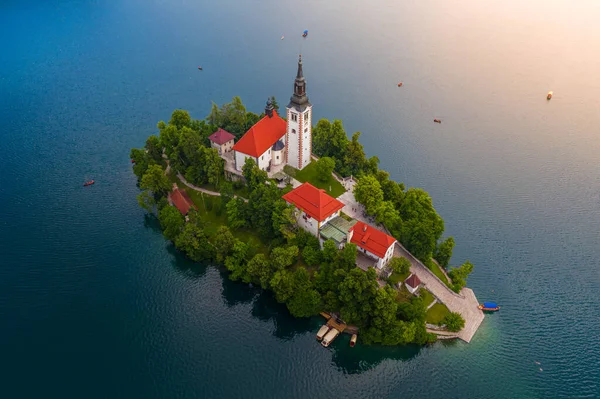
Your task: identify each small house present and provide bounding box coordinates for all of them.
[168,186,197,216]
[208,128,235,155]
[404,274,422,294]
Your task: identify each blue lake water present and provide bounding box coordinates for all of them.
[1,0,600,398]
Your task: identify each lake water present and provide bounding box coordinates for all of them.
[1,0,599,398]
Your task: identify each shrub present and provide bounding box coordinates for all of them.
[443,312,465,332]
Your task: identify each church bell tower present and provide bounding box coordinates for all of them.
[285,54,312,170]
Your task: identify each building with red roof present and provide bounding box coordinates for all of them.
[350,221,397,269]
[404,274,422,294]
[282,182,345,237]
[168,187,197,216]
[208,128,235,155]
[231,55,313,172]
[233,100,287,172]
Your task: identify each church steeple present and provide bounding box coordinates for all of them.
[289,54,310,111]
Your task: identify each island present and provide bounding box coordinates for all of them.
[130,55,483,346]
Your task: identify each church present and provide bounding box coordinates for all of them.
[231,55,313,172]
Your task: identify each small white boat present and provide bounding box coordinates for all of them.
[316,325,330,341]
[281,35,285,40]
[321,329,340,347]
[350,334,357,347]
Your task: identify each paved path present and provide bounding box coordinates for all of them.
[393,243,484,343]
[176,173,248,202]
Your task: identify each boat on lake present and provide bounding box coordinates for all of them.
[302,30,308,37]
[83,180,95,187]
[547,91,553,100]
[397,82,403,87]
[316,325,330,341]
[434,118,441,123]
[321,328,340,347]
[478,302,500,311]
[350,334,357,347]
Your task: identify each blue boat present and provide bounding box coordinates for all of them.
[478,302,500,311]
[302,30,308,37]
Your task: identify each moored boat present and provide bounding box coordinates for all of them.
[478,302,500,311]
[316,325,330,341]
[350,334,357,347]
[83,180,95,186]
[321,328,340,347]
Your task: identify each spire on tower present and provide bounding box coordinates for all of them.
[288,54,310,111]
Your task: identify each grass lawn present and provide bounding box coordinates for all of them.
[174,180,269,254]
[395,284,414,303]
[420,289,435,307]
[389,270,411,286]
[426,303,451,325]
[427,260,451,286]
[285,162,345,198]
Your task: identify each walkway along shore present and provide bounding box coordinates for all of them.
[394,243,484,343]
[174,169,483,343]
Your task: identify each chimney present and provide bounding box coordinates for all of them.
[363,225,367,232]
[265,98,274,118]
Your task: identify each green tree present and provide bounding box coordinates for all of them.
[434,237,455,269]
[443,312,465,332]
[175,223,214,262]
[270,246,299,270]
[270,96,280,111]
[226,197,249,230]
[375,169,405,208]
[338,268,379,326]
[315,157,335,182]
[158,205,185,242]
[137,190,156,213]
[213,226,236,263]
[158,123,180,158]
[343,132,367,177]
[169,109,192,129]
[287,287,322,318]
[272,200,297,241]
[302,245,321,266]
[130,148,153,181]
[224,240,250,282]
[246,253,272,287]
[389,257,411,275]
[140,164,170,199]
[312,119,348,161]
[270,270,296,303]
[207,102,222,126]
[145,135,162,163]
[353,175,384,215]
[242,158,267,191]
[220,96,247,137]
[202,147,224,187]
[448,261,474,293]
[397,295,427,322]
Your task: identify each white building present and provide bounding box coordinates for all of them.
[232,101,286,172]
[282,182,345,238]
[285,54,312,170]
[232,55,312,172]
[349,221,397,269]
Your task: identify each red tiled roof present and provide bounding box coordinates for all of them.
[208,128,235,145]
[232,112,286,157]
[282,182,345,222]
[405,274,421,289]
[350,221,397,258]
[169,188,197,215]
